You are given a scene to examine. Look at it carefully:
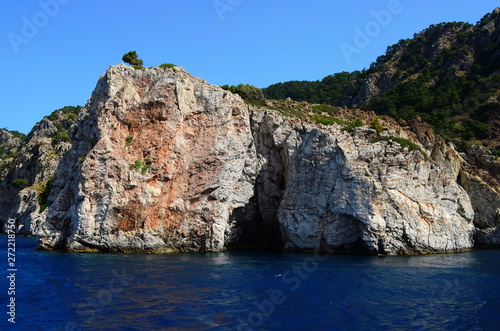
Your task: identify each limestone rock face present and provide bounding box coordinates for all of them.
[32,64,496,254]
[393,117,500,247]
[39,64,259,252]
[0,129,22,151]
[459,162,500,246]
[0,118,71,235]
[252,112,474,254]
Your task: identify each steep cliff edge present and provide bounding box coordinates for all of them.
[30,64,496,254]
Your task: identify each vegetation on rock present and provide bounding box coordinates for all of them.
[159,63,176,69]
[343,118,365,132]
[38,176,55,212]
[221,84,264,101]
[44,106,81,145]
[263,71,363,105]
[12,178,29,189]
[126,135,134,146]
[372,136,428,160]
[0,146,16,159]
[130,159,150,174]
[122,51,144,67]
[262,10,500,152]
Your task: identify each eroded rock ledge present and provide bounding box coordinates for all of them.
[27,64,498,254]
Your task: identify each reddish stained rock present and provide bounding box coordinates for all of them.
[35,64,498,254]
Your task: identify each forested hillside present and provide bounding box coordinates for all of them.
[263,8,500,153]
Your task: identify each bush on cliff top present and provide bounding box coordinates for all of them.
[159,63,176,69]
[221,84,264,101]
[122,51,144,67]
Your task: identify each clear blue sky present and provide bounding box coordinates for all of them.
[1,0,499,133]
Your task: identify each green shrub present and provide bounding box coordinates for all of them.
[371,117,384,134]
[343,118,365,131]
[66,113,78,121]
[60,105,82,115]
[45,105,81,122]
[122,51,143,66]
[245,99,266,108]
[461,131,475,141]
[221,84,264,101]
[131,159,143,171]
[47,112,60,121]
[38,176,55,212]
[12,178,29,189]
[52,130,71,143]
[159,63,176,69]
[0,146,15,159]
[8,130,27,141]
[314,117,337,126]
[126,135,134,146]
[312,104,339,115]
[450,138,469,152]
[463,119,492,140]
[130,159,149,174]
[311,116,346,126]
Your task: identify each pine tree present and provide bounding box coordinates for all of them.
[122,51,143,66]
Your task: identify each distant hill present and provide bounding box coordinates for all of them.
[263,8,500,153]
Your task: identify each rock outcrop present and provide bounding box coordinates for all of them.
[0,113,75,235]
[38,65,260,252]
[0,129,23,152]
[252,112,474,254]
[29,64,492,255]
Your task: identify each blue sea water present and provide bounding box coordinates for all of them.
[1,235,499,330]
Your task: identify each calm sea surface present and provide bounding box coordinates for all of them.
[1,235,499,330]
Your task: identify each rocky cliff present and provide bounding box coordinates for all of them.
[10,63,491,255]
[0,112,75,235]
[0,129,23,153]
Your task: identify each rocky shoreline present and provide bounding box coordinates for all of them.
[1,64,499,255]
